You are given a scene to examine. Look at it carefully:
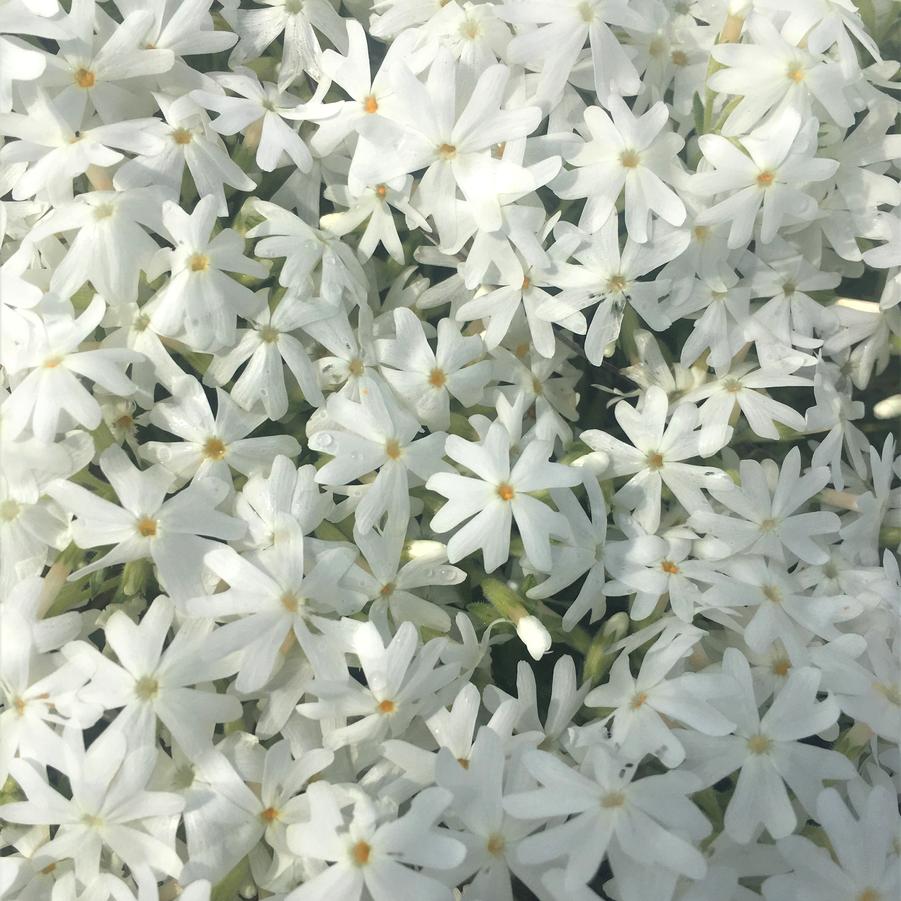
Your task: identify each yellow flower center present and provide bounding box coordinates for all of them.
[756,170,776,188]
[607,274,627,293]
[428,367,447,388]
[260,806,280,823]
[601,791,625,808]
[438,143,458,160]
[172,128,193,145]
[620,149,641,169]
[189,253,210,272]
[385,438,402,460]
[746,734,773,755]
[661,560,680,574]
[496,482,515,502]
[363,95,379,114]
[74,68,95,88]
[875,682,901,706]
[0,500,21,522]
[378,699,397,714]
[629,691,648,709]
[646,451,665,470]
[135,676,159,700]
[136,516,158,538]
[202,437,227,460]
[351,840,372,866]
[486,833,506,856]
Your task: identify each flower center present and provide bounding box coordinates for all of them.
[351,840,371,866]
[385,438,402,460]
[756,170,776,188]
[646,451,664,470]
[172,128,193,145]
[0,499,21,522]
[629,691,648,709]
[189,253,210,272]
[378,699,397,714]
[607,274,627,293]
[437,143,458,160]
[486,833,506,856]
[379,582,395,597]
[93,203,115,220]
[660,560,680,575]
[875,682,901,706]
[601,791,625,808]
[259,325,279,343]
[74,68,95,88]
[43,355,64,369]
[786,62,806,82]
[619,149,641,169]
[375,183,387,199]
[81,813,104,828]
[203,437,228,460]
[428,367,447,388]
[135,676,159,700]
[348,357,364,376]
[771,656,791,677]
[456,756,470,769]
[496,482,515,502]
[782,280,797,296]
[362,94,379,114]
[280,592,301,612]
[671,49,688,66]
[762,584,783,604]
[692,225,710,241]
[759,517,778,532]
[746,734,773,755]
[260,806,280,823]
[857,890,881,901]
[460,18,481,39]
[136,516,158,538]
[723,377,743,394]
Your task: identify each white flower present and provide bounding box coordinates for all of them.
[0,728,184,882]
[427,421,580,572]
[141,377,300,485]
[763,784,900,901]
[378,308,491,431]
[284,783,465,901]
[554,97,686,241]
[708,13,854,136]
[309,376,447,533]
[579,386,733,533]
[689,448,841,565]
[47,444,246,599]
[113,94,256,214]
[677,648,856,842]
[66,595,243,757]
[4,295,141,443]
[584,628,735,767]
[147,195,267,351]
[691,109,839,249]
[504,746,710,887]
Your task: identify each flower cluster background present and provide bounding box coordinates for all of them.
[1,1,900,900]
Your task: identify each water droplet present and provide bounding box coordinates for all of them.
[317,433,333,448]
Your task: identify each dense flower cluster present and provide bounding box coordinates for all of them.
[1,1,900,900]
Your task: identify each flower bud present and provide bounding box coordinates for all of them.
[516,615,552,660]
